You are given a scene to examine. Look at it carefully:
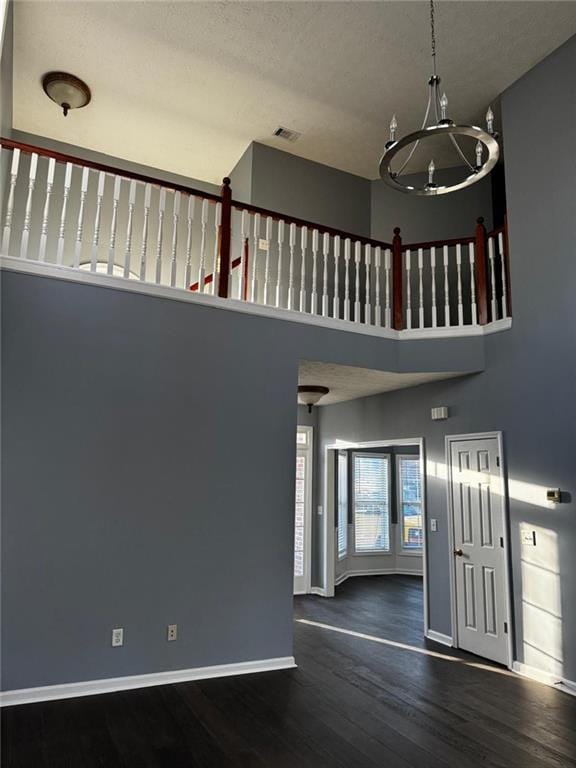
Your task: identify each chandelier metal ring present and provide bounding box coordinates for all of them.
[380,123,499,196]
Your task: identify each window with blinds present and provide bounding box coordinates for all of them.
[353,453,390,552]
[337,453,348,558]
[398,456,423,550]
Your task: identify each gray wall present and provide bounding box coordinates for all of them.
[1,270,483,691]
[241,142,372,237]
[229,143,253,205]
[370,166,494,244]
[318,35,576,681]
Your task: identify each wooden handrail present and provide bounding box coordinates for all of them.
[0,137,222,203]
[403,235,475,251]
[232,199,393,251]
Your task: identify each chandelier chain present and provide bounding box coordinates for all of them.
[429,0,437,76]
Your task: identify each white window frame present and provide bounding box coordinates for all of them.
[352,451,392,556]
[294,426,313,594]
[396,453,423,556]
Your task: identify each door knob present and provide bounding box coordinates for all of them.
[454,549,463,557]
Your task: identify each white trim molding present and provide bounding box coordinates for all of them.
[1,256,512,342]
[0,656,297,708]
[334,568,423,587]
[309,586,329,597]
[426,630,453,647]
[512,662,576,698]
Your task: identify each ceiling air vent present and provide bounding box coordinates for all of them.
[273,126,301,142]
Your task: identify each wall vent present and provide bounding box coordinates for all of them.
[273,126,301,142]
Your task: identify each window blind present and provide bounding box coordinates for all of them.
[353,454,390,552]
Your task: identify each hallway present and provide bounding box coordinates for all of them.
[3,577,576,767]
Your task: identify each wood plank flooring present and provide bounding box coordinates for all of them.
[3,575,576,767]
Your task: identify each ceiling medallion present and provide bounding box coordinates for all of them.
[379,0,499,196]
[42,72,91,117]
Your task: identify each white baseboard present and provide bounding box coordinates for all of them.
[512,661,576,697]
[0,656,297,708]
[334,568,423,587]
[426,630,453,647]
[309,587,329,597]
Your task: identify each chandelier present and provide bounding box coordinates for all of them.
[379,0,499,196]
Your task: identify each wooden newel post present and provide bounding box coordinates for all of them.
[392,227,404,330]
[218,177,232,298]
[474,216,489,325]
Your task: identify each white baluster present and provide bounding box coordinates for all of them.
[344,238,351,321]
[405,249,412,328]
[56,162,72,265]
[2,148,21,254]
[198,198,209,293]
[443,245,450,326]
[170,191,181,288]
[212,202,221,295]
[184,195,195,289]
[322,232,329,317]
[140,184,152,281]
[498,231,508,318]
[155,188,166,284]
[20,153,38,259]
[276,219,285,308]
[456,243,464,326]
[384,248,391,328]
[250,212,260,303]
[418,248,424,328]
[123,181,136,279]
[107,175,121,275]
[288,223,296,310]
[38,157,56,262]
[73,167,90,269]
[310,229,319,315]
[90,172,106,272]
[430,247,437,328]
[299,226,308,312]
[364,244,371,324]
[333,235,341,319]
[374,247,382,326]
[263,216,272,304]
[469,242,477,325]
[488,236,497,320]
[354,242,361,323]
[237,209,248,300]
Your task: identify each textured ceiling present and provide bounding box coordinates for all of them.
[298,361,465,406]
[12,1,576,183]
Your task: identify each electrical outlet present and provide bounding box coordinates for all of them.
[111,627,124,647]
[167,624,178,642]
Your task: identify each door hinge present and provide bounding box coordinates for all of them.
[504,622,508,634]
[496,456,500,467]
[500,536,504,548]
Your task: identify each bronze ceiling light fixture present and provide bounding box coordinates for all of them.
[298,385,330,414]
[42,72,91,117]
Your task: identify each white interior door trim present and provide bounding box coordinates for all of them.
[445,431,514,669]
[323,437,428,637]
[295,425,313,595]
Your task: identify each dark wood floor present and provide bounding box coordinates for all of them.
[3,576,576,767]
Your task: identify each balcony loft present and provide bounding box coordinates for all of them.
[0,138,512,341]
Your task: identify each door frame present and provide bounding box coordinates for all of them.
[445,431,514,668]
[295,425,313,595]
[323,437,429,637]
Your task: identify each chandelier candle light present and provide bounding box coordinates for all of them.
[379,0,499,196]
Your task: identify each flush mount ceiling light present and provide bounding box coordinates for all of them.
[379,0,499,196]
[298,385,329,413]
[42,72,91,117]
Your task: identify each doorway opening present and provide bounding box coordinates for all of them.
[323,437,429,637]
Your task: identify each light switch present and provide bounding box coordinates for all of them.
[521,530,536,546]
[430,518,438,532]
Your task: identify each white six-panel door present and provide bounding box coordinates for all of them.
[449,436,511,666]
